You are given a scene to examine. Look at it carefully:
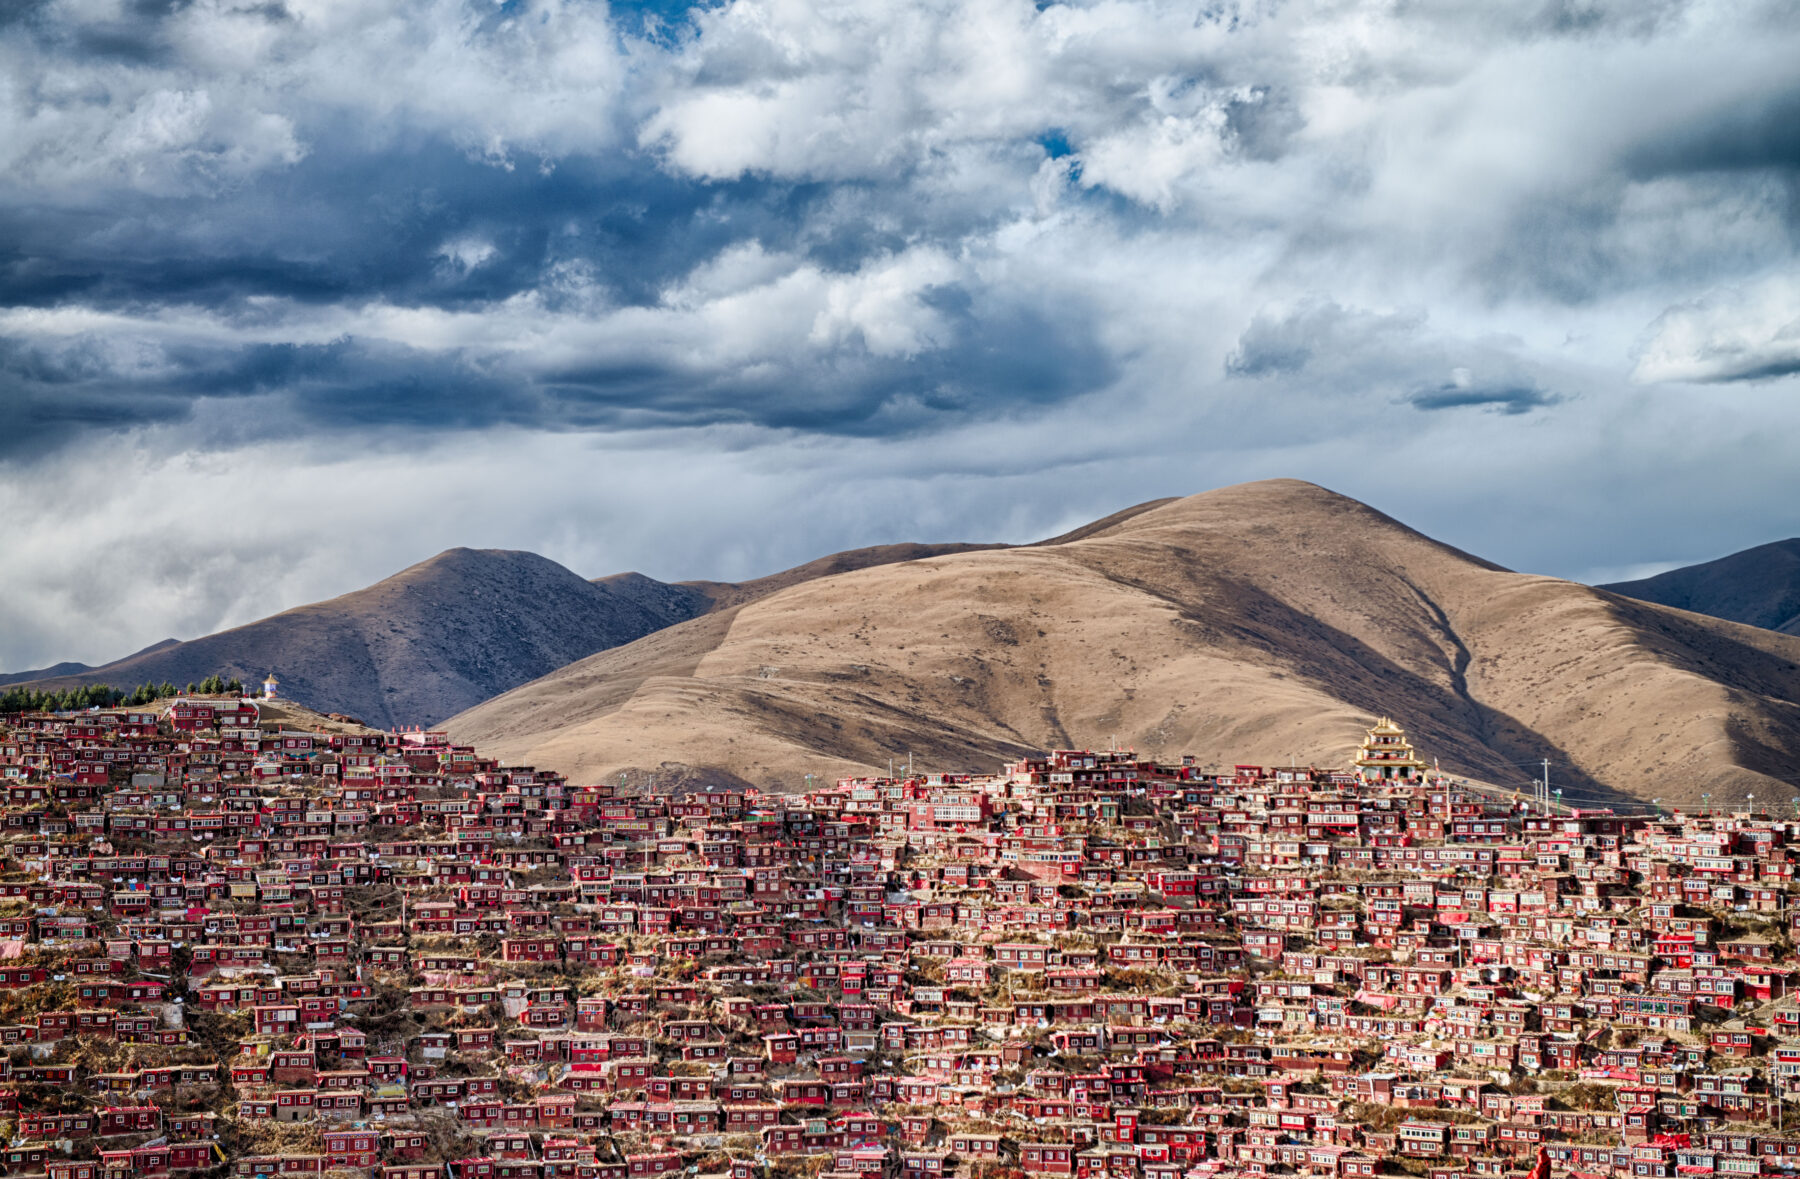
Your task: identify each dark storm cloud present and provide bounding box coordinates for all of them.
[1684,357,1800,383]
[0,141,802,313]
[0,284,1115,453]
[1626,85,1800,181]
[1406,383,1562,414]
[543,290,1114,435]
[0,372,192,460]
[0,26,1122,457]
[0,334,346,459]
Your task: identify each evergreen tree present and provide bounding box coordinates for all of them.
[0,680,130,713]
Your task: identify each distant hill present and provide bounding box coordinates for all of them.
[447,480,1800,807]
[1602,539,1800,636]
[7,539,1028,729]
[9,550,710,730]
[23,484,1800,805]
[0,639,179,687]
[0,660,95,688]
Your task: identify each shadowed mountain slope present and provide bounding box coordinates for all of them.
[447,480,1800,806]
[2,659,98,689]
[0,639,180,687]
[1603,539,1800,637]
[9,538,1032,728]
[11,550,709,729]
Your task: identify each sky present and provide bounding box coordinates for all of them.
[3,0,1800,671]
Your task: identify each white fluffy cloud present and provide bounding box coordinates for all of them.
[0,0,632,196]
[1634,275,1800,384]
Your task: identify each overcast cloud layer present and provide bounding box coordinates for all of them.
[3,0,1800,669]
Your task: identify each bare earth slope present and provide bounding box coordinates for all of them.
[448,480,1800,806]
[1604,539,1800,636]
[0,639,180,687]
[15,550,710,729]
[676,544,1007,612]
[670,499,1178,610]
[10,535,1042,728]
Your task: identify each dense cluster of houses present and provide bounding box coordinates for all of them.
[3,701,1800,1179]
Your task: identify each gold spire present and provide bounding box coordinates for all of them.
[1353,717,1429,783]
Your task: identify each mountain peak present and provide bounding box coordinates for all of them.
[447,486,1800,806]
[1604,537,1800,634]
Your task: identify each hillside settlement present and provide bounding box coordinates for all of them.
[0,700,1797,1179]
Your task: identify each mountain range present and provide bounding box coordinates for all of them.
[445,481,1800,807]
[7,551,704,730]
[3,542,1014,730]
[1603,540,1800,637]
[11,481,1800,805]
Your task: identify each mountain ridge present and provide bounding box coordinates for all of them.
[7,535,1037,726]
[8,549,705,729]
[1603,538,1800,636]
[0,638,180,687]
[445,479,1800,806]
[18,480,1800,807]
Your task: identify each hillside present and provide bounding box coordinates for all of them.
[1603,539,1800,636]
[0,659,98,688]
[674,543,1006,611]
[0,639,180,687]
[447,480,1800,806]
[664,501,1180,612]
[7,539,1029,729]
[12,550,708,730]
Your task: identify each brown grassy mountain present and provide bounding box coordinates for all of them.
[662,500,1176,611]
[1603,539,1800,636]
[10,540,1033,729]
[0,639,180,687]
[447,480,1800,807]
[13,550,710,730]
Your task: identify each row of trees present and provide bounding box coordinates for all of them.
[0,682,126,714]
[0,674,245,715]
